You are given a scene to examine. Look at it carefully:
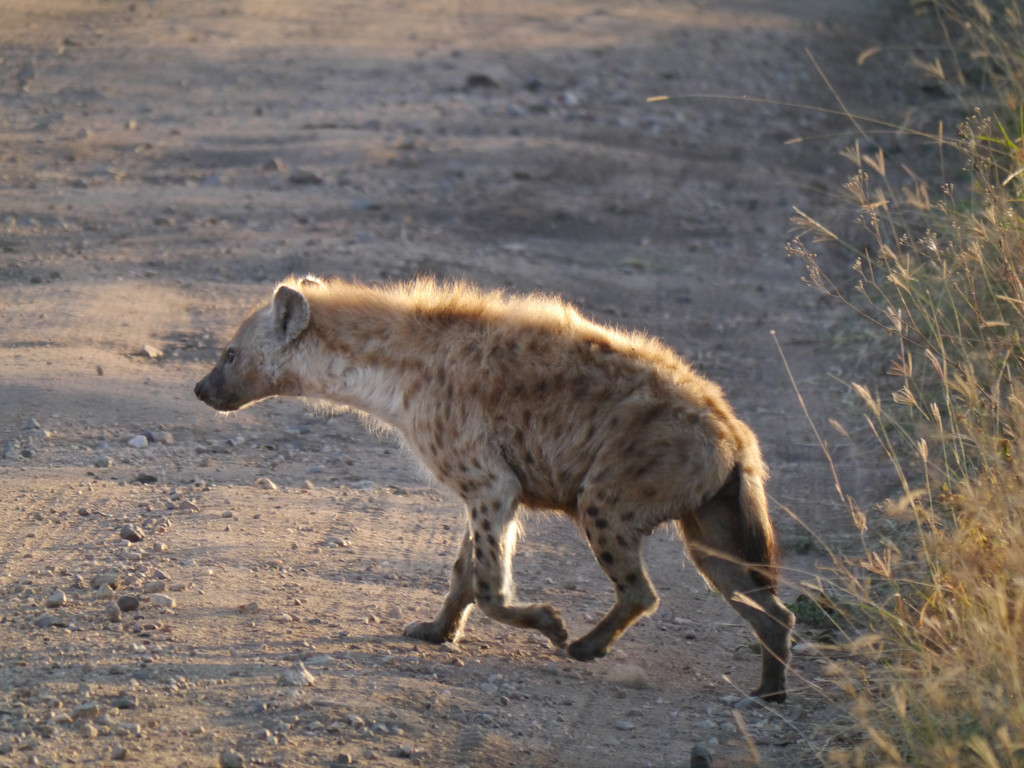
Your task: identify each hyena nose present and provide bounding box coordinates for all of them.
[193,380,205,400]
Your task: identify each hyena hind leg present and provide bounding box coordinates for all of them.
[405,529,476,644]
[679,493,795,703]
[568,509,658,662]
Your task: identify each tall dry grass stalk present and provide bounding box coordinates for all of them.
[790,2,1024,765]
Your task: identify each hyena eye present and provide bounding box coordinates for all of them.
[225,348,237,364]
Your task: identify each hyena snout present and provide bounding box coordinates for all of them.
[193,369,239,412]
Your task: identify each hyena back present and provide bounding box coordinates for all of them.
[194,275,795,702]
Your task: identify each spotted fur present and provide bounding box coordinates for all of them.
[194,275,795,701]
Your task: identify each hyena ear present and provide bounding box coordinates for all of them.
[272,285,311,343]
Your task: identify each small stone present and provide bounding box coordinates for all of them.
[288,169,323,185]
[105,601,121,622]
[79,721,99,738]
[279,662,315,687]
[127,435,148,449]
[45,590,67,608]
[143,581,166,594]
[135,473,158,484]
[237,601,260,615]
[112,745,129,761]
[120,524,145,543]
[148,430,174,445]
[115,722,142,737]
[331,754,355,766]
[691,744,714,768]
[96,583,116,600]
[94,455,113,468]
[112,693,139,709]
[465,73,499,89]
[117,595,141,613]
[615,720,637,731]
[35,612,61,628]
[254,477,277,490]
[349,198,380,212]
[219,749,245,768]
[72,702,103,721]
[605,663,651,689]
[152,594,175,609]
[139,344,162,359]
[92,572,119,589]
[25,417,41,430]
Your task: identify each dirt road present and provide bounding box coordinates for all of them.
[0,1,935,766]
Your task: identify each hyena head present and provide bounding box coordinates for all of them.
[193,282,313,412]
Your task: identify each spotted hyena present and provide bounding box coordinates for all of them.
[194,275,795,701]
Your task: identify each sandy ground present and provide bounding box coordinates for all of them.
[0,1,947,766]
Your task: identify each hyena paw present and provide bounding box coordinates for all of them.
[566,636,608,662]
[748,685,787,704]
[533,604,568,648]
[403,620,453,644]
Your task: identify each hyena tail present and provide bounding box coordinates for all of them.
[735,459,779,590]
[679,455,779,592]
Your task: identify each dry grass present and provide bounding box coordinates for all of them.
[788,2,1024,765]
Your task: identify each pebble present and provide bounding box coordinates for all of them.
[127,435,148,449]
[614,720,637,731]
[152,594,175,608]
[96,583,116,600]
[691,745,714,768]
[72,702,102,721]
[117,595,141,613]
[288,169,323,185]
[350,198,381,212]
[605,663,650,689]
[45,590,67,608]
[79,721,99,738]
[112,745,129,761]
[105,601,121,622]
[112,693,139,709]
[147,430,174,445]
[254,477,277,490]
[144,581,166,593]
[35,612,63,628]
[279,662,316,686]
[92,572,120,589]
[219,749,245,768]
[94,455,114,468]
[139,344,163,359]
[120,524,145,542]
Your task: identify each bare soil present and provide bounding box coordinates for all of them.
[0,2,947,767]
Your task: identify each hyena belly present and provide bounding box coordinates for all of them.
[194,276,794,702]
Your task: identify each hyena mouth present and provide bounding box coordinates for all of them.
[193,378,241,412]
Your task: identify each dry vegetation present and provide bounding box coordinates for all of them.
[792,2,1024,765]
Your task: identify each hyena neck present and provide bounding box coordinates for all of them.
[296,292,420,430]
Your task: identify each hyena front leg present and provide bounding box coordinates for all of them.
[468,491,569,648]
[568,506,659,661]
[405,529,475,643]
